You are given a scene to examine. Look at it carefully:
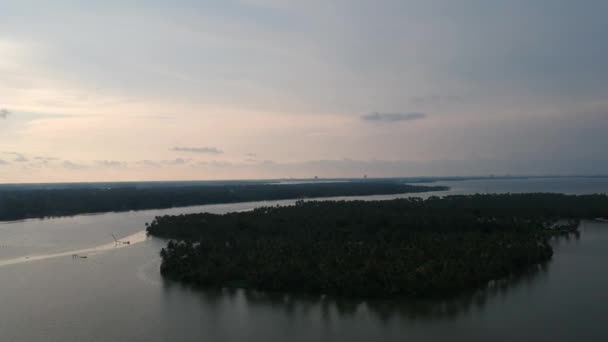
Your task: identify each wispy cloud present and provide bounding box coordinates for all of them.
[136,160,160,168]
[34,156,59,161]
[162,158,191,165]
[62,160,88,170]
[361,112,427,123]
[171,146,223,154]
[3,151,28,162]
[94,160,127,168]
[194,160,234,168]
[31,156,57,165]
[135,158,192,167]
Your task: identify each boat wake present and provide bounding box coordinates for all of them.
[0,230,148,268]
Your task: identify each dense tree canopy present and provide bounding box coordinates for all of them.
[0,182,446,221]
[149,193,601,298]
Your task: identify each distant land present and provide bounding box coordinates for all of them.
[1,175,607,191]
[0,181,447,221]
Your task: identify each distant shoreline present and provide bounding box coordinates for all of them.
[0,182,447,222]
[2,175,608,190]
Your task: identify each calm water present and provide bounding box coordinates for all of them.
[1,177,608,341]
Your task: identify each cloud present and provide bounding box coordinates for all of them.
[0,109,10,119]
[62,160,88,170]
[0,159,9,165]
[171,146,223,154]
[135,158,192,167]
[3,151,28,162]
[136,160,161,167]
[194,160,234,168]
[94,160,127,168]
[162,158,191,165]
[361,112,426,123]
[34,156,59,161]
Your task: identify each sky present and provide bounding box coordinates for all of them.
[1,0,608,182]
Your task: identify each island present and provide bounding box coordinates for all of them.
[147,193,608,298]
[0,181,447,221]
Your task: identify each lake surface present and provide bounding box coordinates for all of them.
[1,177,608,341]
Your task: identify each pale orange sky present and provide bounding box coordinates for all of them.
[1,1,608,182]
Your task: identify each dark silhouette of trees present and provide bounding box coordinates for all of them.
[149,193,603,298]
[0,182,447,221]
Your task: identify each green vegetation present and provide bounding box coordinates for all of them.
[0,182,446,221]
[148,193,607,298]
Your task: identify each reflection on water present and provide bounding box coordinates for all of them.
[159,223,589,329]
[161,256,551,323]
[159,227,582,326]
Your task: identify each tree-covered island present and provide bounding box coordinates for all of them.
[148,193,607,298]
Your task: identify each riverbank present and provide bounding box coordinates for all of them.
[0,182,448,221]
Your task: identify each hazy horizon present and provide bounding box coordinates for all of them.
[2,0,607,182]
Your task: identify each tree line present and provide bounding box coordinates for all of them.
[149,193,607,298]
[0,182,447,221]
